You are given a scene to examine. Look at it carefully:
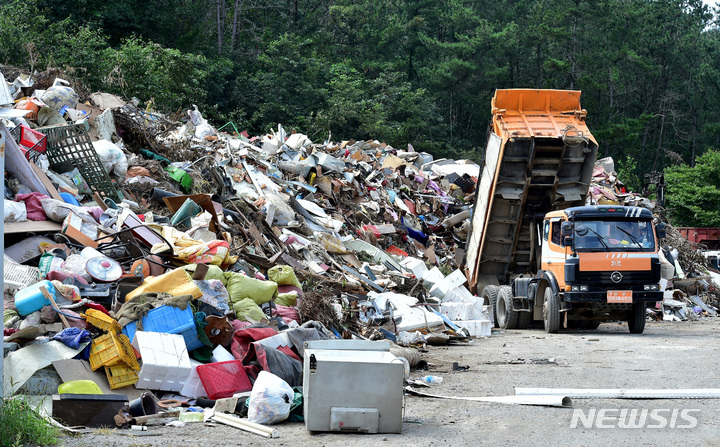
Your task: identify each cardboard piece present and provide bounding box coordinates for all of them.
[61,213,99,248]
[52,359,146,399]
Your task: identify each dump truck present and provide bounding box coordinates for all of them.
[464,89,665,333]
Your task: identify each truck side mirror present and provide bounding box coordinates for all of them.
[561,221,573,237]
[656,222,666,239]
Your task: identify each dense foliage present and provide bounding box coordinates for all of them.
[1,0,720,225]
[665,149,720,227]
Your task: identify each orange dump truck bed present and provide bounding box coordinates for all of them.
[465,89,599,292]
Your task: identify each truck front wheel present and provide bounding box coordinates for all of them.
[543,288,560,333]
[627,303,647,334]
[496,286,518,329]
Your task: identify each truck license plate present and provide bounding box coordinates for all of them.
[607,290,632,303]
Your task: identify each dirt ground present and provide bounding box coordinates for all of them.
[57,319,720,446]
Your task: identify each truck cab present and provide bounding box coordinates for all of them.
[533,206,665,333]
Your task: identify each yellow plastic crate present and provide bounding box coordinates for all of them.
[104,365,139,390]
[89,332,140,371]
[83,308,121,333]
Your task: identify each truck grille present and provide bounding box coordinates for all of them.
[575,270,654,284]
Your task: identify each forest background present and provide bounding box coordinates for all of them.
[1,0,719,226]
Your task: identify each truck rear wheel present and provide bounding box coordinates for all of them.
[543,288,560,333]
[481,286,500,328]
[496,286,518,330]
[628,303,646,334]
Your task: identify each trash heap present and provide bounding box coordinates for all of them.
[587,156,720,321]
[2,69,491,432]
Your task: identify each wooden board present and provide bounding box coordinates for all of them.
[29,161,63,201]
[5,220,62,233]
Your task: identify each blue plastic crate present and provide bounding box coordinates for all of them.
[122,305,202,351]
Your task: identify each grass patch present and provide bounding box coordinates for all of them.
[0,398,59,447]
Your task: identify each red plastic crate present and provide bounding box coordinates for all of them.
[196,360,252,399]
[11,125,47,162]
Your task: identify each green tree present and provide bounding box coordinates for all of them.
[665,149,720,227]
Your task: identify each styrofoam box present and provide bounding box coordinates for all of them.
[455,319,491,337]
[440,302,475,321]
[429,269,467,297]
[132,332,191,392]
[399,257,427,278]
[180,360,205,399]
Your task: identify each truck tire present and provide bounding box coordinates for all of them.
[481,286,500,328]
[496,286,518,330]
[586,320,601,330]
[543,288,560,333]
[628,303,646,334]
[516,310,532,329]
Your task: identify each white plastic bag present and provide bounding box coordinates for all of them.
[4,199,27,222]
[248,371,294,425]
[93,139,128,177]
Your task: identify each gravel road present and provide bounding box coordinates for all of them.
[58,319,720,446]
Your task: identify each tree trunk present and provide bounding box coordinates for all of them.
[217,0,224,55]
[231,0,242,51]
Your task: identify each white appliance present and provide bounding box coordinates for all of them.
[303,339,404,434]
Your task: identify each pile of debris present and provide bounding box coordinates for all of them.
[2,68,490,433]
[587,156,720,321]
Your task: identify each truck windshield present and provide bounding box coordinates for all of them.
[574,219,655,252]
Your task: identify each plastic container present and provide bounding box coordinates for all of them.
[89,332,140,371]
[420,375,443,384]
[179,411,205,423]
[58,380,103,395]
[122,305,201,351]
[84,308,121,333]
[197,360,252,400]
[13,280,56,316]
[105,365,139,390]
[133,332,191,392]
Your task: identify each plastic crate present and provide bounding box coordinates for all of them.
[104,364,139,390]
[452,173,476,193]
[84,308,121,334]
[10,125,47,162]
[133,332,191,392]
[3,255,40,289]
[122,305,202,351]
[89,332,140,371]
[197,360,252,400]
[42,122,121,201]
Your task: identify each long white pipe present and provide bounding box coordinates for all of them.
[515,388,720,399]
[405,387,571,407]
[208,411,278,438]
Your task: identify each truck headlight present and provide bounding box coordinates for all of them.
[571,285,589,292]
[643,284,659,291]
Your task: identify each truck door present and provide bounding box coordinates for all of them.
[541,218,567,287]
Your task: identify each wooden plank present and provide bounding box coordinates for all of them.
[29,160,63,201]
[5,220,62,233]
